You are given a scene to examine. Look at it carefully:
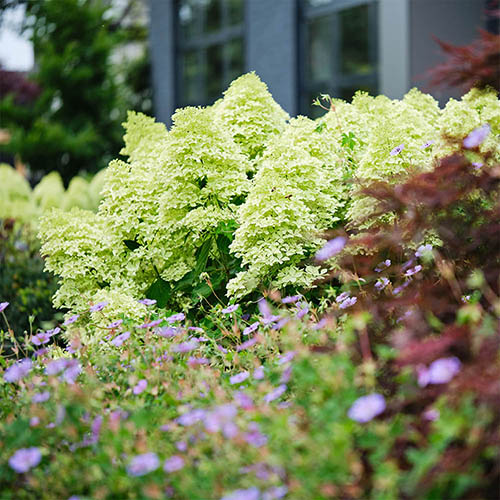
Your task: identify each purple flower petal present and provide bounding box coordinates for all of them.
[166,313,185,323]
[222,304,239,314]
[237,337,258,352]
[243,322,259,336]
[89,301,108,313]
[281,295,301,304]
[138,298,157,306]
[133,379,147,395]
[0,301,9,313]
[348,393,386,423]
[9,447,41,473]
[127,452,159,477]
[420,140,435,149]
[63,314,79,326]
[315,236,347,261]
[164,455,184,473]
[390,144,405,156]
[111,331,130,347]
[230,371,249,385]
[107,319,123,329]
[4,358,32,383]
[463,124,490,148]
[221,487,260,500]
[264,384,287,403]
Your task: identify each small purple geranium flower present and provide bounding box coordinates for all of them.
[138,298,157,306]
[126,452,159,477]
[253,366,265,380]
[32,332,52,346]
[339,296,357,309]
[172,339,199,353]
[417,356,461,386]
[64,314,79,326]
[164,455,184,473]
[4,358,32,383]
[89,301,108,313]
[133,380,147,395]
[348,393,386,423]
[375,277,390,291]
[221,487,260,500]
[315,236,347,261]
[222,304,239,314]
[9,447,42,473]
[111,331,130,347]
[107,319,123,329]
[138,318,163,329]
[243,322,259,336]
[281,295,301,304]
[463,124,490,149]
[166,312,185,323]
[230,371,249,385]
[390,144,405,156]
[0,301,9,313]
[404,264,422,277]
[32,391,50,403]
[420,140,435,149]
[415,244,433,257]
[264,384,287,403]
[236,337,258,352]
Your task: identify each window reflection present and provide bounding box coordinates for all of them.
[302,0,378,116]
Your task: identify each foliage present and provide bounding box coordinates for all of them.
[429,29,500,93]
[0,0,150,184]
[1,142,499,498]
[0,220,59,338]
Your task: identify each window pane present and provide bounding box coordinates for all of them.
[181,50,205,105]
[227,37,244,84]
[207,44,224,103]
[339,4,373,75]
[226,0,244,26]
[305,0,334,7]
[308,15,334,84]
[338,84,376,102]
[205,0,222,34]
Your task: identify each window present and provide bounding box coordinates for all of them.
[176,0,245,107]
[301,0,378,117]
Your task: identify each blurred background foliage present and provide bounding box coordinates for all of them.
[0,0,151,184]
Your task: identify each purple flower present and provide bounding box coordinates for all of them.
[107,319,123,329]
[280,366,292,383]
[4,358,32,383]
[243,422,268,447]
[390,143,405,156]
[111,331,130,347]
[315,236,347,261]
[258,298,272,319]
[62,360,81,384]
[172,339,199,353]
[423,408,440,421]
[282,295,301,304]
[32,332,52,346]
[222,304,239,314]
[253,366,265,380]
[237,337,258,352]
[46,358,69,375]
[166,312,185,323]
[392,280,411,295]
[89,301,108,313]
[138,298,156,306]
[205,404,238,434]
[312,317,328,330]
[375,277,390,291]
[30,417,40,427]
[417,357,461,387]
[404,264,422,277]
[348,393,386,423]
[234,391,254,410]
[164,455,184,473]
[415,244,433,257]
[339,296,357,309]
[374,259,391,272]
[277,351,296,365]
[0,301,9,313]
[32,391,50,403]
[177,409,206,426]
[175,441,187,452]
[221,487,260,500]
[188,356,209,367]
[336,292,350,303]
[127,452,159,477]
[133,379,147,395]
[156,326,181,338]
[472,161,483,170]
[463,124,490,149]
[264,384,287,403]
[420,140,435,149]
[8,447,42,473]
[273,317,290,330]
[63,314,79,326]
[46,327,61,336]
[263,486,288,500]
[217,344,228,354]
[230,371,249,385]
[188,326,204,333]
[296,306,309,319]
[243,322,259,336]
[138,318,163,329]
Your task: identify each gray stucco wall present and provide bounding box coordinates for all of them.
[409,0,484,104]
[245,0,299,115]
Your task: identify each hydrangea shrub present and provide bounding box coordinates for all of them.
[38,74,499,320]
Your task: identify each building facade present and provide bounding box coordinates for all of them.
[149,0,492,124]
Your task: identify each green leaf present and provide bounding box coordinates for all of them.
[194,237,212,277]
[145,278,172,308]
[123,239,141,251]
